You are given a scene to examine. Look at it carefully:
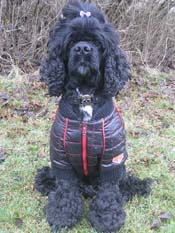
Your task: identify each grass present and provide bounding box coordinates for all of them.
[0,67,175,233]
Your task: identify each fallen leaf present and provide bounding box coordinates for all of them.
[144,157,150,167]
[161,122,170,129]
[15,218,23,227]
[0,93,8,100]
[0,148,6,163]
[36,108,48,117]
[169,160,175,176]
[128,130,140,138]
[31,184,35,191]
[150,218,161,229]
[13,107,29,116]
[0,93,9,107]
[159,212,173,221]
[14,176,23,182]
[49,108,58,120]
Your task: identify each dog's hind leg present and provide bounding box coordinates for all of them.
[46,169,83,232]
[34,166,56,196]
[119,172,153,203]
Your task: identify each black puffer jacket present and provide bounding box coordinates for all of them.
[50,102,127,181]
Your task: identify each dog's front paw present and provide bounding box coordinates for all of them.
[46,181,83,232]
[89,183,126,232]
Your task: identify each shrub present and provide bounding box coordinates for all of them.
[0,0,174,73]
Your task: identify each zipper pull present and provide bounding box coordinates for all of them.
[82,123,87,135]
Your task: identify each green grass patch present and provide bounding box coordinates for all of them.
[0,68,175,232]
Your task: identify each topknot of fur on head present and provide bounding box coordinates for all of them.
[40,0,131,97]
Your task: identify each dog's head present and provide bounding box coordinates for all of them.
[68,40,101,87]
[40,1,131,97]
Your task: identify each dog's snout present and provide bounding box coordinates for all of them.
[74,42,92,54]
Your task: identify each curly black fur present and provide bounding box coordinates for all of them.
[35,166,152,200]
[34,166,56,195]
[46,179,83,232]
[119,173,153,203]
[35,166,152,231]
[89,183,126,232]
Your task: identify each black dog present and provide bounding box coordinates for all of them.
[35,1,151,232]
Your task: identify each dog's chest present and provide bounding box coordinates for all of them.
[50,109,125,177]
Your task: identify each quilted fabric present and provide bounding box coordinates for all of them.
[50,107,127,178]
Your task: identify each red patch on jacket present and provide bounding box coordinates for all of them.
[112,153,124,164]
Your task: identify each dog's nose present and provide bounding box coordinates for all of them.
[74,43,92,54]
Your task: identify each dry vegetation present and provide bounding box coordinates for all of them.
[0,0,175,74]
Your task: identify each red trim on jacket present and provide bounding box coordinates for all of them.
[63,118,69,149]
[115,105,124,128]
[82,123,88,176]
[101,118,106,158]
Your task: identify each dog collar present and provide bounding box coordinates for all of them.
[62,90,102,106]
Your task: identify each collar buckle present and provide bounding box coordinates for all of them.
[76,88,94,106]
[79,94,93,107]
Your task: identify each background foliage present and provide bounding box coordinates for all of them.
[0,0,175,74]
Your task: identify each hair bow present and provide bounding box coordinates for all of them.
[80,10,91,18]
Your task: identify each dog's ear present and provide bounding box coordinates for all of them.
[102,27,131,97]
[40,26,66,97]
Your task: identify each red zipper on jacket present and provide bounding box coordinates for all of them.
[82,122,88,176]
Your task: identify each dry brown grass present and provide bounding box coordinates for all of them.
[0,0,175,73]
[0,0,68,73]
[103,0,175,71]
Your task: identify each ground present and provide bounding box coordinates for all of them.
[0,67,175,233]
